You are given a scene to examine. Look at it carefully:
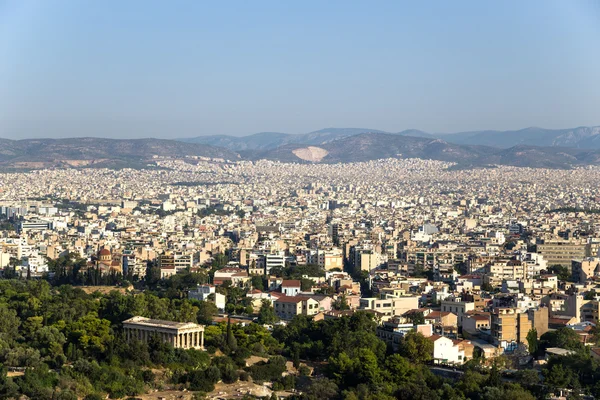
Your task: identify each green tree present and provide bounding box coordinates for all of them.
[540,327,584,352]
[547,265,572,281]
[333,294,350,311]
[257,300,278,325]
[408,312,425,325]
[251,275,265,291]
[195,300,218,325]
[526,328,538,355]
[303,377,339,400]
[398,332,433,364]
[0,305,21,341]
[543,363,574,391]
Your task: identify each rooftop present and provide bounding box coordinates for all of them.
[123,316,203,330]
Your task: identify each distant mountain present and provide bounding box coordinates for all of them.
[248,132,600,168]
[0,137,238,169]
[180,128,390,151]
[180,125,600,151]
[4,125,600,170]
[396,129,436,138]
[181,132,290,151]
[440,126,600,148]
[249,133,492,164]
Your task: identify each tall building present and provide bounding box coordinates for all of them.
[537,239,587,268]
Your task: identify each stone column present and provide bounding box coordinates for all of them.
[200,330,204,348]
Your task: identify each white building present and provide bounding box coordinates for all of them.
[188,285,226,311]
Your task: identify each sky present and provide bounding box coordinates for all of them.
[0,0,599,139]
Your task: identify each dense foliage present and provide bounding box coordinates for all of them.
[1,275,600,399]
[0,280,280,399]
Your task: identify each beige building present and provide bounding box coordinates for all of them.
[490,307,548,350]
[359,296,419,318]
[572,259,600,283]
[123,316,205,349]
[274,296,320,320]
[491,307,518,349]
[441,297,476,327]
[537,239,587,268]
[485,259,530,281]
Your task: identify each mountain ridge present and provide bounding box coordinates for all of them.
[0,137,239,170]
[247,132,600,169]
[179,125,600,151]
[2,130,600,170]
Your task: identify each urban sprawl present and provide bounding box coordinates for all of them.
[2,158,600,398]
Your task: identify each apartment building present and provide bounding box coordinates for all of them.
[274,296,320,320]
[490,306,548,350]
[572,258,600,283]
[537,239,587,268]
[359,295,419,318]
[441,296,476,327]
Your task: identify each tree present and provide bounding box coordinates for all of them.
[547,265,571,282]
[384,354,415,385]
[398,332,433,364]
[257,300,278,325]
[487,360,501,387]
[517,369,540,387]
[526,328,538,355]
[540,328,584,352]
[251,275,265,291]
[303,377,339,400]
[292,346,301,369]
[408,311,425,325]
[225,316,237,352]
[301,278,315,292]
[544,364,574,391]
[333,294,350,311]
[0,305,21,341]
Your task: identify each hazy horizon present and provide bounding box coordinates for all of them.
[1,0,599,139]
[2,124,600,141]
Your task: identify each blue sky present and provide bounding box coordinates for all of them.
[1,0,599,139]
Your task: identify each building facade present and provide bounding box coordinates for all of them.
[123,316,205,349]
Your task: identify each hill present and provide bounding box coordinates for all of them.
[0,137,238,169]
[248,132,600,168]
[180,125,600,151]
[441,126,600,148]
[180,128,389,151]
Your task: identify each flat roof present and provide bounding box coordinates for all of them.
[123,316,203,330]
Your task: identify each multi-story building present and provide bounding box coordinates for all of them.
[490,306,548,351]
[441,296,475,327]
[572,258,600,283]
[537,239,587,269]
[274,296,320,320]
[359,295,419,318]
[188,284,226,311]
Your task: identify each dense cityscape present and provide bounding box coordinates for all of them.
[1,157,600,399]
[3,0,600,399]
